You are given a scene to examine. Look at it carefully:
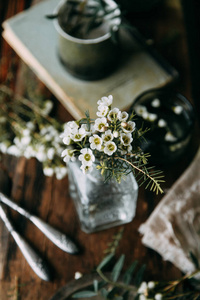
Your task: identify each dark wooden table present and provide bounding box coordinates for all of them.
[0,1,199,299]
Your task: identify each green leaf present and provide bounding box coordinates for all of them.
[111,254,125,282]
[97,253,114,271]
[123,261,138,284]
[72,290,98,298]
[100,288,109,298]
[134,265,146,288]
[93,279,98,293]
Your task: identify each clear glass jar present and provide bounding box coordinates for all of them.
[68,161,138,233]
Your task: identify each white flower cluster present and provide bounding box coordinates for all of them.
[61,95,137,174]
[0,99,68,180]
[138,281,162,300]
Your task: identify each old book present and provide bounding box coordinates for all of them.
[2,0,178,119]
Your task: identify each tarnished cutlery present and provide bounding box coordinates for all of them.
[0,203,51,281]
[0,192,79,254]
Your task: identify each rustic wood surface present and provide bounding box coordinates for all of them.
[0,1,199,299]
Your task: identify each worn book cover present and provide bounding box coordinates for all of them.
[2,0,178,119]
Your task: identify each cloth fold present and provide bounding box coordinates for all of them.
[139,147,200,274]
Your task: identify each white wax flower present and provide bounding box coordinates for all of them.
[122,121,136,133]
[80,164,93,174]
[139,295,147,300]
[94,117,108,132]
[89,134,103,150]
[134,105,147,116]
[71,127,86,142]
[43,167,54,177]
[107,108,120,122]
[173,105,183,114]
[55,166,68,180]
[96,105,109,117]
[61,149,76,162]
[165,131,177,142]
[138,282,147,294]
[47,147,55,160]
[155,293,163,300]
[78,148,95,166]
[102,130,113,143]
[119,144,132,155]
[74,272,83,280]
[7,145,22,157]
[104,141,117,156]
[118,111,128,122]
[148,113,157,122]
[147,281,155,289]
[97,95,113,107]
[120,132,133,146]
[151,98,160,107]
[158,119,167,128]
[142,111,149,120]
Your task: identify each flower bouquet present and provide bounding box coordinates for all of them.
[60,95,164,233]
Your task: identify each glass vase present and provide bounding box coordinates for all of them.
[68,161,138,233]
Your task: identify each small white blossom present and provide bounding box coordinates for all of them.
[94,117,108,132]
[173,105,183,114]
[43,167,54,177]
[78,148,95,166]
[89,134,103,150]
[24,145,35,159]
[158,119,167,127]
[148,113,157,122]
[80,164,93,174]
[97,95,113,107]
[102,130,113,143]
[55,166,68,179]
[139,295,147,300]
[74,272,83,280]
[118,111,128,122]
[155,293,162,300]
[122,121,136,133]
[47,147,55,160]
[165,131,177,142]
[0,141,10,153]
[151,98,160,107]
[147,281,155,289]
[135,105,147,116]
[7,145,22,157]
[22,128,31,136]
[61,149,76,163]
[142,111,149,120]
[120,132,133,146]
[113,130,119,138]
[26,121,35,131]
[107,108,120,122]
[42,100,53,115]
[96,105,109,117]
[71,127,86,142]
[104,141,117,156]
[138,282,147,294]
[119,144,132,155]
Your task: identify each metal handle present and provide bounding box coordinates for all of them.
[30,216,79,254]
[0,192,79,254]
[0,205,51,281]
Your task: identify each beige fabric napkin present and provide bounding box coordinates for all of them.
[139,147,200,274]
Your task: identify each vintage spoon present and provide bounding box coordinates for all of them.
[0,204,51,281]
[0,192,79,254]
